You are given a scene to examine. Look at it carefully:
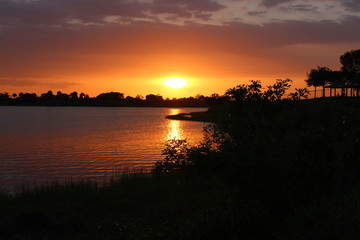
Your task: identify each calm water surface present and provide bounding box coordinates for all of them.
[0,107,207,192]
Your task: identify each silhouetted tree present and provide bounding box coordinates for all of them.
[145,94,163,102]
[70,91,78,100]
[0,92,9,101]
[226,79,292,102]
[125,95,143,106]
[264,78,292,101]
[288,88,310,100]
[18,93,37,102]
[135,94,144,100]
[305,66,333,98]
[96,92,124,101]
[41,90,54,101]
[226,80,263,102]
[340,49,360,84]
[55,91,69,101]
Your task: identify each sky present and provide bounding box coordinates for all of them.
[0,0,360,98]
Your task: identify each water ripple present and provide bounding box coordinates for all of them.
[0,107,207,192]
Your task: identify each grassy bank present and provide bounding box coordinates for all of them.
[2,98,360,239]
[1,173,248,239]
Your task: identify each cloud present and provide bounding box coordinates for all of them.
[235,16,360,47]
[0,78,39,86]
[152,0,224,13]
[0,0,225,28]
[247,10,267,16]
[338,0,360,12]
[0,0,153,27]
[0,77,80,90]
[1,15,359,62]
[260,0,295,8]
[280,4,319,13]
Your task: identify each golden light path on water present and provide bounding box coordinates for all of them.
[166,109,183,140]
[167,120,182,140]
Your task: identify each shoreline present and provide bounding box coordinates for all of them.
[166,111,215,122]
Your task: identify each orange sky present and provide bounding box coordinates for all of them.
[0,0,360,98]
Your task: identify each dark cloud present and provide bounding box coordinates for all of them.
[260,0,295,8]
[150,0,225,20]
[338,0,360,12]
[152,0,224,12]
[0,0,150,26]
[247,11,267,16]
[0,0,224,27]
[280,4,319,13]
[1,15,359,60]
[223,16,360,49]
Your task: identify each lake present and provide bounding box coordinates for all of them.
[0,107,207,192]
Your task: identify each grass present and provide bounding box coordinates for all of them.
[1,170,283,239]
[0,173,238,239]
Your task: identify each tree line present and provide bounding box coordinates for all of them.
[0,79,311,108]
[0,90,227,107]
[306,49,360,97]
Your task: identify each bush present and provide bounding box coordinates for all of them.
[155,139,192,173]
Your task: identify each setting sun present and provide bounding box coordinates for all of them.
[163,78,187,89]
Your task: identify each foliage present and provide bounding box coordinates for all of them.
[340,49,360,74]
[305,66,334,87]
[225,79,292,102]
[288,88,310,100]
[341,49,360,84]
[155,139,191,173]
[225,80,263,102]
[96,92,124,101]
[0,92,10,101]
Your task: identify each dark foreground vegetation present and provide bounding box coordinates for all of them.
[2,80,360,239]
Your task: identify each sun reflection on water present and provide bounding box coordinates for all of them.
[166,109,183,140]
[167,120,183,140]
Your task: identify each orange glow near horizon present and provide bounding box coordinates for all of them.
[0,46,330,99]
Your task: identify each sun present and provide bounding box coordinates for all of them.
[163,78,187,89]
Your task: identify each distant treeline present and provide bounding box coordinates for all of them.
[0,78,312,108]
[0,91,226,107]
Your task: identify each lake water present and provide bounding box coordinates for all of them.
[0,107,207,192]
